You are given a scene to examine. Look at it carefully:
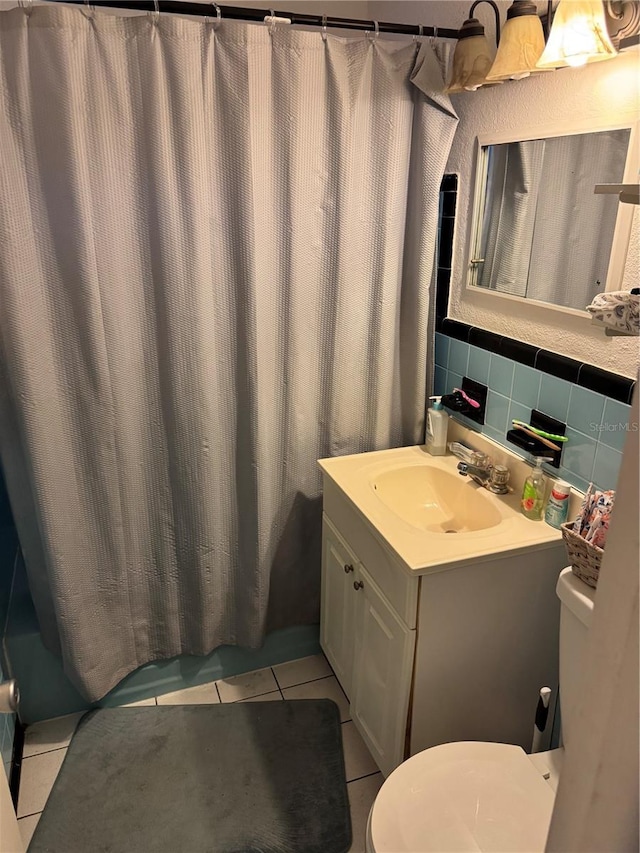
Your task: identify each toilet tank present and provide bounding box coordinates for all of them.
[555,567,597,746]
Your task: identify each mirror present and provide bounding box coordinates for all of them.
[468,126,635,313]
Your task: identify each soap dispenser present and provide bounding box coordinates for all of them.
[520,457,547,520]
[425,396,449,456]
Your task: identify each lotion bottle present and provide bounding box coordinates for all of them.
[426,396,449,456]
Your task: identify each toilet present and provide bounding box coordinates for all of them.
[366,567,596,853]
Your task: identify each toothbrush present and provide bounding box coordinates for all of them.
[512,423,561,453]
[452,388,480,409]
[512,420,568,442]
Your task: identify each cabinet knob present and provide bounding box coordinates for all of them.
[353,580,364,591]
[344,563,354,574]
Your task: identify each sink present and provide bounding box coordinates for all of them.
[319,442,567,572]
[371,465,502,534]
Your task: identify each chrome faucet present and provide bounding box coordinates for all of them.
[448,442,510,494]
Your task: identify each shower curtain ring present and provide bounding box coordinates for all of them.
[151,0,160,23]
[18,0,33,14]
[367,20,379,41]
[83,0,95,18]
[206,2,221,29]
[321,14,327,42]
[413,24,423,42]
[431,26,438,46]
[269,9,276,34]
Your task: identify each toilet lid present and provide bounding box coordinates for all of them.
[369,742,555,853]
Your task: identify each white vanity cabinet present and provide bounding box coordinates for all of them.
[320,518,360,697]
[319,444,569,779]
[350,563,416,777]
[321,516,416,777]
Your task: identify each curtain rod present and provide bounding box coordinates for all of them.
[54,1,460,39]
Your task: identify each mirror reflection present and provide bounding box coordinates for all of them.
[470,128,631,311]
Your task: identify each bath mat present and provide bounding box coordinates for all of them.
[28,700,351,853]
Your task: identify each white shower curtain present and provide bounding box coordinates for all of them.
[0,5,457,701]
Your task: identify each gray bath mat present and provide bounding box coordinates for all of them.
[28,700,351,853]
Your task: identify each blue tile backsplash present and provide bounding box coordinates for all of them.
[435,333,633,492]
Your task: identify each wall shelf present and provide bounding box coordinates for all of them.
[594,183,640,205]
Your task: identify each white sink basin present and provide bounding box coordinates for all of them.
[318,441,567,574]
[372,466,502,533]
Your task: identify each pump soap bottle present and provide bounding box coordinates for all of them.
[520,457,547,520]
[425,396,449,456]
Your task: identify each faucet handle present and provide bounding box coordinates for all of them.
[448,442,484,465]
[472,451,491,467]
[488,464,510,494]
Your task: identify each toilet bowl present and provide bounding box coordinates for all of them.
[366,568,595,853]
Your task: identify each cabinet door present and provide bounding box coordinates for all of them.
[320,516,359,699]
[351,566,416,778]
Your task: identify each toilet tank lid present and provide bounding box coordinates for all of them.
[556,567,596,627]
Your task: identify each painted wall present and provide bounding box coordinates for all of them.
[370,0,639,378]
[216,0,373,16]
[1,1,374,24]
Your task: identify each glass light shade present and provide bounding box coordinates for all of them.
[536,0,618,69]
[445,18,501,93]
[486,5,548,80]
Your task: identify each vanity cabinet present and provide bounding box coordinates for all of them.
[350,563,416,777]
[320,520,360,697]
[321,517,416,776]
[319,451,568,779]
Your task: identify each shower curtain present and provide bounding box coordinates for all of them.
[479,140,545,297]
[0,5,457,701]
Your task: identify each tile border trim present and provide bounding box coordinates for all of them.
[436,318,635,405]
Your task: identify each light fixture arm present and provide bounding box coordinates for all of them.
[604,0,640,46]
[469,0,501,44]
[544,0,553,39]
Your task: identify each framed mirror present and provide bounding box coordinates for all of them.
[467,122,638,315]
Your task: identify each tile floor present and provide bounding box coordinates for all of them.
[17,654,382,852]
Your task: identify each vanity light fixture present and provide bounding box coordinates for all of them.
[447,0,640,92]
[485,0,549,80]
[445,0,503,93]
[536,0,618,68]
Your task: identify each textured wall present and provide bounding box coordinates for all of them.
[370,1,639,377]
[446,53,640,378]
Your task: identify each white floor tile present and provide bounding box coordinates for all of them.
[18,812,41,848]
[347,773,383,853]
[23,713,85,758]
[156,683,220,705]
[123,697,156,707]
[272,653,332,689]
[216,667,278,703]
[18,748,66,818]
[341,721,379,783]
[281,675,350,722]
[238,691,283,703]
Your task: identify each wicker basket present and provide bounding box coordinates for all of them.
[561,522,604,589]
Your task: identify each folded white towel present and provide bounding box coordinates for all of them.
[586,290,640,336]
